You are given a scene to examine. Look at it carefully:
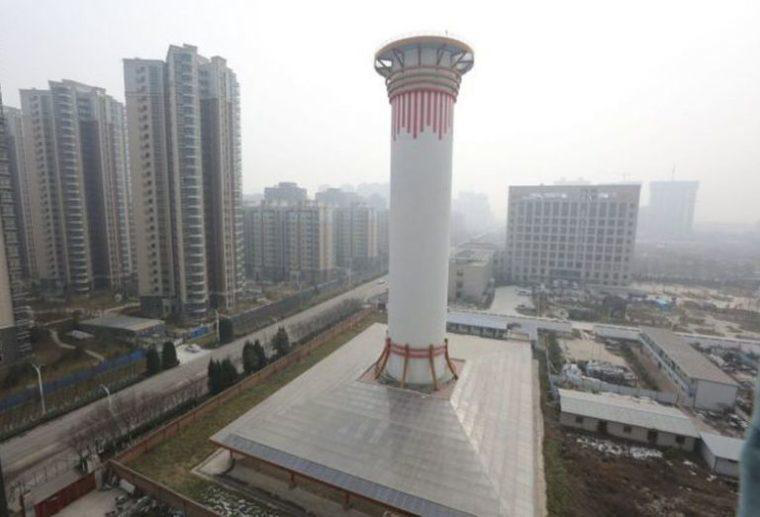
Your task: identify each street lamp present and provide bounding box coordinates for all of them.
[99,384,113,413]
[214,309,220,343]
[29,363,45,415]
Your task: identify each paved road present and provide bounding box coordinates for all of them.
[0,277,387,486]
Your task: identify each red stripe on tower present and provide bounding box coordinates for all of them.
[426,91,432,128]
[438,92,443,139]
[412,91,417,139]
[420,91,425,133]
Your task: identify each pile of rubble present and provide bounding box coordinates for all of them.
[575,435,663,460]
[585,360,637,386]
[202,487,278,517]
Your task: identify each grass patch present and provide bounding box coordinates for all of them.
[128,313,380,505]
[544,435,571,516]
[536,348,572,516]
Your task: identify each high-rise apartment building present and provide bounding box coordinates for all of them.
[264,181,307,204]
[125,45,242,318]
[505,184,641,286]
[247,202,335,284]
[19,80,132,294]
[643,180,699,240]
[0,86,31,363]
[377,208,389,259]
[315,188,379,271]
[3,106,34,279]
[333,203,378,271]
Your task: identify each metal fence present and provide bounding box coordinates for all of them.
[0,349,146,413]
[225,267,385,338]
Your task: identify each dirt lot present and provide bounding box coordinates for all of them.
[544,420,739,516]
[540,355,738,516]
[561,337,627,367]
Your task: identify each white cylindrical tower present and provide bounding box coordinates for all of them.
[374,35,474,388]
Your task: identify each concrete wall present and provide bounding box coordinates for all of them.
[593,324,641,341]
[561,412,695,451]
[606,421,694,451]
[559,412,600,433]
[694,379,738,411]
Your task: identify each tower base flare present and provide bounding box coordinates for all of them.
[373,337,459,391]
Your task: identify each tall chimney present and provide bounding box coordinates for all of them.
[373,35,474,388]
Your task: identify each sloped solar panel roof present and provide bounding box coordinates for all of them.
[212,324,537,516]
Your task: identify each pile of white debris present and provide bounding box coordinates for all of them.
[575,435,663,460]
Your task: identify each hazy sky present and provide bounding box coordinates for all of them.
[2,0,759,223]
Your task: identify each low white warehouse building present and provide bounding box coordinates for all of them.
[559,389,699,451]
[700,431,743,478]
[639,327,739,411]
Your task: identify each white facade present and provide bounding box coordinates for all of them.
[506,184,641,286]
[375,36,473,385]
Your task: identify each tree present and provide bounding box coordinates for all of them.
[272,327,290,358]
[253,339,267,370]
[207,359,221,395]
[242,341,255,375]
[219,358,239,390]
[161,341,179,370]
[243,339,267,375]
[146,347,161,376]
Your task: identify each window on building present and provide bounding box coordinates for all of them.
[623,425,632,433]
[575,415,583,424]
[675,435,685,445]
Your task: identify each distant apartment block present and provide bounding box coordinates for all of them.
[377,208,389,258]
[334,203,378,270]
[264,181,307,204]
[452,191,495,235]
[18,80,132,294]
[642,180,699,240]
[0,87,31,362]
[247,202,335,284]
[505,184,640,286]
[125,44,243,318]
[315,189,378,271]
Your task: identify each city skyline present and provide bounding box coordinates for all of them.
[1,0,759,224]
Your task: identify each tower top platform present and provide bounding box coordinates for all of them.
[374,34,474,100]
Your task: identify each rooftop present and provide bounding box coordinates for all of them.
[700,432,744,462]
[81,314,164,333]
[212,323,538,516]
[450,247,494,266]
[559,388,699,437]
[447,310,573,334]
[640,327,739,387]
